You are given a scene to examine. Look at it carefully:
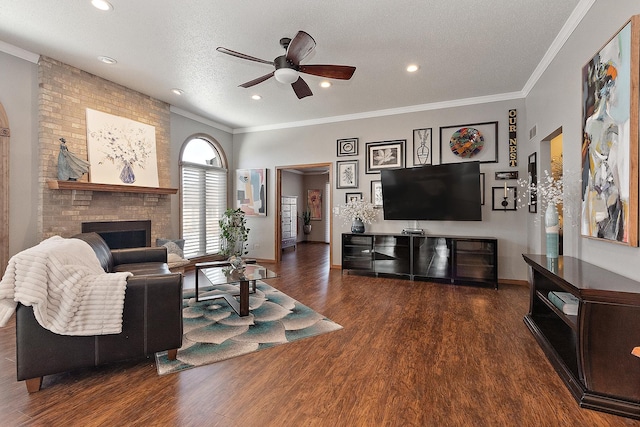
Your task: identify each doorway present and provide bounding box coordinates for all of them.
[275,163,332,265]
[542,129,563,255]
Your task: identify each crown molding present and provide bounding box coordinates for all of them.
[0,41,39,63]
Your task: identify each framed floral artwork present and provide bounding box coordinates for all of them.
[308,189,322,220]
[86,108,159,187]
[371,180,383,208]
[365,140,405,173]
[336,160,358,189]
[439,122,498,164]
[337,138,358,156]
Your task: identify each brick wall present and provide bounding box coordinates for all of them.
[38,57,173,243]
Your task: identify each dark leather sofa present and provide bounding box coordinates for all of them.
[16,232,183,392]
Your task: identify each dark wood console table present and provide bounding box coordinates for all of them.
[522,254,640,419]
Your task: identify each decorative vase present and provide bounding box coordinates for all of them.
[119,161,136,184]
[545,204,559,259]
[351,218,365,234]
[303,224,312,234]
[228,255,245,270]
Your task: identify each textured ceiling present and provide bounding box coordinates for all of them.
[0,0,582,131]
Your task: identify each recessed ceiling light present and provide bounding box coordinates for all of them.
[406,64,419,73]
[97,56,117,64]
[171,88,184,95]
[251,95,262,100]
[91,0,113,11]
[320,81,332,88]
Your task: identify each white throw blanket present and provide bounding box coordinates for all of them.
[0,236,132,335]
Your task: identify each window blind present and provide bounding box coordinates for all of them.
[181,163,227,258]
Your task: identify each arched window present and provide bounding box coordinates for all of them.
[180,135,227,258]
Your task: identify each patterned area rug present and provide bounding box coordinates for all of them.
[155,281,342,375]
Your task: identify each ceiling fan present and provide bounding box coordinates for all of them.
[216,31,356,99]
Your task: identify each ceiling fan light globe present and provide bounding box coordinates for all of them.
[274,68,299,84]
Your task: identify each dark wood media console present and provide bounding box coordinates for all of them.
[522,254,640,419]
[342,233,498,288]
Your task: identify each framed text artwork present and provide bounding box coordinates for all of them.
[336,160,358,189]
[371,180,383,208]
[236,168,267,216]
[308,189,322,220]
[581,16,639,246]
[365,140,406,173]
[412,128,432,165]
[337,138,358,156]
[439,122,498,164]
[86,108,159,187]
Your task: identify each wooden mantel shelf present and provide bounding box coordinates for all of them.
[47,180,178,195]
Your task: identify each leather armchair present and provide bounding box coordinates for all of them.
[16,232,183,392]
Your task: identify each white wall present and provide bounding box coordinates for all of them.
[0,51,39,256]
[234,98,529,280]
[526,0,640,280]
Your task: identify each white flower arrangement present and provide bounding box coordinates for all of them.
[336,199,377,225]
[518,169,564,210]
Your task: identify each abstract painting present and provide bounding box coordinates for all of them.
[86,108,159,187]
[439,122,498,164]
[581,16,639,246]
[236,168,267,216]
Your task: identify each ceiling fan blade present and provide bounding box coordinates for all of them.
[216,47,274,65]
[291,77,313,99]
[286,31,316,64]
[239,72,275,88]
[299,64,356,80]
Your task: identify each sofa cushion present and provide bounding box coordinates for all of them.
[156,238,185,258]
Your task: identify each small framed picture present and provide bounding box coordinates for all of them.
[371,180,383,208]
[491,185,517,211]
[336,160,359,189]
[528,152,537,213]
[365,140,406,173]
[495,171,519,180]
[412,128,432,166]
[345,192,363,203]
[337,138,358,156]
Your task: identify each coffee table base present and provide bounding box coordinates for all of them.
[196,279,256,316]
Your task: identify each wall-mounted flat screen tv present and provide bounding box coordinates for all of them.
[380,162,482,221]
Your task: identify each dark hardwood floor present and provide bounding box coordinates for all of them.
[1,243,638,426]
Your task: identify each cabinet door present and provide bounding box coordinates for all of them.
[373,235,411,276]
[412,236,452,280]
[342,234,374,271]
[452,239,497,284]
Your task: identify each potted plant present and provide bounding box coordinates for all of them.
[219,208,250,267]
[301,210,312,234]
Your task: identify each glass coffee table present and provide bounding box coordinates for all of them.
[194,261,278,316]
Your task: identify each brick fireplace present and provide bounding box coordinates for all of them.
[38,57,173,243]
